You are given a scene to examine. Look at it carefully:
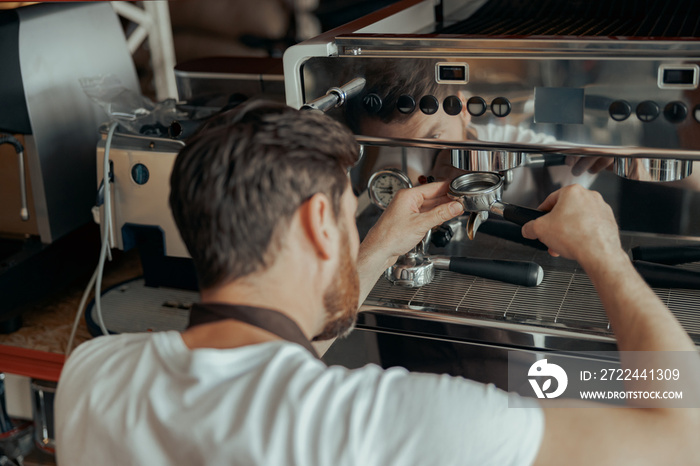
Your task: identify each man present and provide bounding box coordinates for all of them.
[56,101,699,465]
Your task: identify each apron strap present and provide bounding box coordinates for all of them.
[187,303,320,359]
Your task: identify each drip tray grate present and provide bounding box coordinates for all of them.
[364,233,700,339]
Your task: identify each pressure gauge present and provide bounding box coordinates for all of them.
[367,168,412,210]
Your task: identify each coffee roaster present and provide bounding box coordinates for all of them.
[283,0,700,385]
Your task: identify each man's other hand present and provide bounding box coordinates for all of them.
[364,181,463,262]
[521,184,623,266]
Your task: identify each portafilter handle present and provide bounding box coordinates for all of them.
[490,201,546,226]
[431,256,544,287]
[301,78,366,113]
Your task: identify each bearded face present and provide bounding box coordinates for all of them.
[312,228,360,341]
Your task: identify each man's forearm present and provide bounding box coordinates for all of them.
[356,231,397,307]
[583,251,695,352]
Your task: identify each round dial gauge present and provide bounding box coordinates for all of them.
[367,168,412,210]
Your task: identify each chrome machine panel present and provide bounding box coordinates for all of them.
[285,0,700,372]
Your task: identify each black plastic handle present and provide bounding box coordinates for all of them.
[633,260,700,290]
[501,203,547,226]
[478,219,549,251]
[630,245,700,265]
[448,257,544,287]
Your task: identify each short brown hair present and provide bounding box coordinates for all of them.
[169,100,360,289]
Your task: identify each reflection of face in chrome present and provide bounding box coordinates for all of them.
[359,91,472,141]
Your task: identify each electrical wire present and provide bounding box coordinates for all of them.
[66,121,119,356]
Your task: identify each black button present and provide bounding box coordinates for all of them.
[609,100,631,121]
[663,101,687,123]
[442,96,462,116]
[466,96,487,116]
[491,97,511,117]
[636,101,659,122]
[362,93,382,114]
[396,94,416,114]
[419,95,439,115]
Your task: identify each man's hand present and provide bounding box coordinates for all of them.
[365,181,463,263]
[356,181,463,305]
[520,184,623,267]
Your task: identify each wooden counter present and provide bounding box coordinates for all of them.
[0,249,143,381]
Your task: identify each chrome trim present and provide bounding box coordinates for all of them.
[614,157,694,182]
[448,172,502,212]
[451,149,523,171]
[657,64,700,90]
[355,135,700,161]
[337,37,700,58]
[357,304,620,353]
[435,62,469,84]
[173,70,286,82]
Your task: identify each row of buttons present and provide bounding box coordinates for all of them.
[362,93,512,117]
[609,100,698,123]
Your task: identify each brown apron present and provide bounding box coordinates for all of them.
[187,303,320,359]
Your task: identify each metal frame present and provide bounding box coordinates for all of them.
[111,1,178,101]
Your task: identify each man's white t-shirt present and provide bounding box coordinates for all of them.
[56,331,544,466]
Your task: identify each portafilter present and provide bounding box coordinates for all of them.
[447,172,546,240]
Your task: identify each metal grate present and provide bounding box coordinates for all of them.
[437,0,700,38]
[364,235,700,339]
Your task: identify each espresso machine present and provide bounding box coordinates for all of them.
[283,0,700,384]
[0,2,139,331]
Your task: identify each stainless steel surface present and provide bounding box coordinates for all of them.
[286,0,700,164]
[301,77,366,113]
[17,2,139,243]
[614,157,694,181]
[451,149,523,172]
[287,0,700,358]
[385,252,434,287]
[448,172,503,212]
[364,227,700,349]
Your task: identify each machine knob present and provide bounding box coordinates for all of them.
[636,100,660,122]
[467,96,487,116]
[491,97,511,117]
[443,95,462,116]
[419,95,439,115]
[431,224,454,248]
[131,163,150,185]
[362,93,383,114]
[397,94,416,114]
[609,100,631,121]
[663,101,687,123]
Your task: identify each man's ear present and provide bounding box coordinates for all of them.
[298,193,336,261]
[458,90,473,127]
